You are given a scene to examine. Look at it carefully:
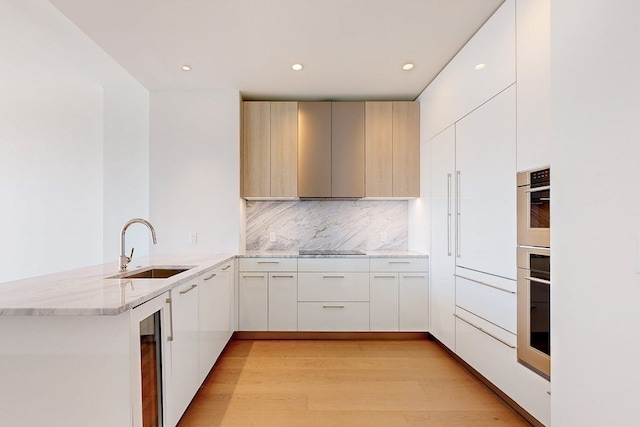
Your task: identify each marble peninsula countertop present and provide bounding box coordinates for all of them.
[0,253,234,317]
[0,251,427,317]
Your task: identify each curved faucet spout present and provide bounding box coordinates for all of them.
[120,218,157,272]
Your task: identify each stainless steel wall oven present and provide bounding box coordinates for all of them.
[517,246,550,379]
[517,167,550,248]
[517,166,551,380]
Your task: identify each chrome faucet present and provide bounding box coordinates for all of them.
[120,218,157,272]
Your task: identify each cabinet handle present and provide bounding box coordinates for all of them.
[402,275,426,279]
[389,261,411,264]
[525,185,551,193]
[447,173,452,256]
[456,170,461,258]
[374,275,396,279]
[258,261,279,264]
[453,273,516,294]
[272,275,294,278]
[323,275,345,279]
[221,264,231,271]
[524,276,551,285]
[322,305,345,309]
[179,283,198,294]
[453,314,515,349]
[166,297,174,342]
[204,273,216,281]
[242,274,265,278]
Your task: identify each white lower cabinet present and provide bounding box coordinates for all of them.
[198,261,235,384]
[268,272,298,331]
[238,256,429,333]
[238,257,298,331]
[399,273,429,331]
[297,257,370,331]
[370,258,429,332]
[238,273,268,330]
[167,278,200,427]
[370,273,399,331]
[164,259,237,427]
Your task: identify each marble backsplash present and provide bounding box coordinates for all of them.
[246,200,408,251]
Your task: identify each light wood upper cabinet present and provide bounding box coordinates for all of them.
[365,101,420,197]
[270,102,298,197]
[392,101,420,197]
[243,100,419,199]
[365,102,393,197]
[242,101,298,198]
[331,102,365,198]
[243,102,270,197]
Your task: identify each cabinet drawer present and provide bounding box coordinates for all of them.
[298,258,369,272]
[455,270,516,333]
[298,302,369,331]
[455,314,518,402]
[298,272,369,302]
[454,311,550,426]
[370,257,428,272]
[239,257,297,272]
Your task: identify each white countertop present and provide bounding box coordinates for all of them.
[0,253,234,316]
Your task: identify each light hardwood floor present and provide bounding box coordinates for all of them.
[178,338,530,426]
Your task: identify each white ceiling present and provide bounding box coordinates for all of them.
[49,0,505,101]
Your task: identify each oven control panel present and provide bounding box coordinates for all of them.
[531,168,550,187]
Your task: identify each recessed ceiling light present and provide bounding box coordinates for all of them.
[402,63,414,71]
[292,63,303,71]
[182,65,192,71]
[474,63,487,70]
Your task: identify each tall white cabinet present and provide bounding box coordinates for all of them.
[429,125,456,350]
[429,86,516,348]
[455,86,517,280]
[424,0,550,425]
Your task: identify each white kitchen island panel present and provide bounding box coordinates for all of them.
[0,314,131,427]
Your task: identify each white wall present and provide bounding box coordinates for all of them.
[550,1,640,425]
[103,87,151,264]
[0,85,104,283]
[0,0,149,282]
[149,90,241,255]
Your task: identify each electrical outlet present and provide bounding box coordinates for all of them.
[637,232,640,274]
[189,232,198,244]
[381,231,387,242]
[269,231,276,242]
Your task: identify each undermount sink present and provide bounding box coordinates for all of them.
[109,267,193,279]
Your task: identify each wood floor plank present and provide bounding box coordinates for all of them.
[178,339,530,427]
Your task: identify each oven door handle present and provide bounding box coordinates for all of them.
[524,185,550,193]
[524,276,551,285]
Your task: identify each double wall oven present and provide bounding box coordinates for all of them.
[517,167,551,380]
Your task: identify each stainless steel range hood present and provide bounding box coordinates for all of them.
[298,102,365,198]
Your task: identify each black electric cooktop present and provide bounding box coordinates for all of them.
[298,249,366,256]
